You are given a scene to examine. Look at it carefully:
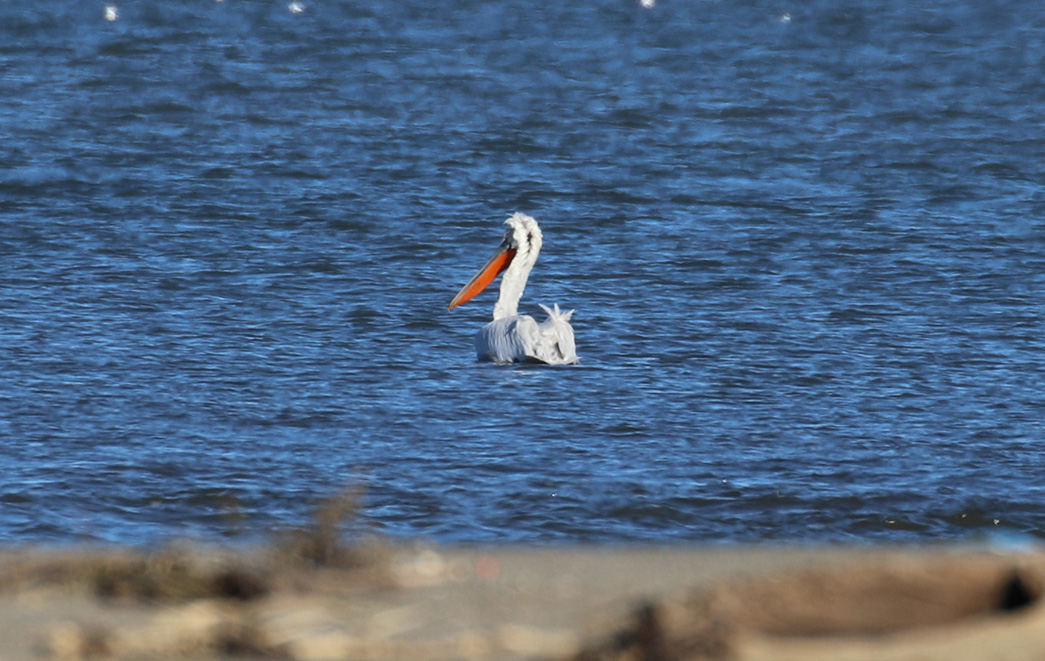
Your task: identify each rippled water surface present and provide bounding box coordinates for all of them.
[2,0,1044,544]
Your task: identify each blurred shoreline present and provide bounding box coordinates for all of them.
[2,542,1043,660]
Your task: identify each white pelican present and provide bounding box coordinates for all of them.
[448,212,579,365]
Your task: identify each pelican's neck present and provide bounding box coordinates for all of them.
[492,256,530,319]
[492,214,542,320]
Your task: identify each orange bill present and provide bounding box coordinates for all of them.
[448,244,517,310]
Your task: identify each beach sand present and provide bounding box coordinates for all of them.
[2,540,1044,660]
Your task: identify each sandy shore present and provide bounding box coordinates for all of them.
[2,541,1044,660]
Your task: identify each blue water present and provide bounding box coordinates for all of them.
[2,0,1044,545]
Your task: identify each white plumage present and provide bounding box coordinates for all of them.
[448,213,579,365]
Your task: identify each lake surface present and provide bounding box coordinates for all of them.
[2,0,1044,545]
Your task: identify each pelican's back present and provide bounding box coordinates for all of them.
[534,304,578,365]
[475,305,578,365]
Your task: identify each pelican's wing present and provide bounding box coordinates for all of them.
[476,316,540,364]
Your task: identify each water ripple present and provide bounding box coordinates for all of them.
[0,0,1043,545]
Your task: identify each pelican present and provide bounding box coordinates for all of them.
[448,213,579,365]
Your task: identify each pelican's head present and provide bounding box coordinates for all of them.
[448,212,542,311]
